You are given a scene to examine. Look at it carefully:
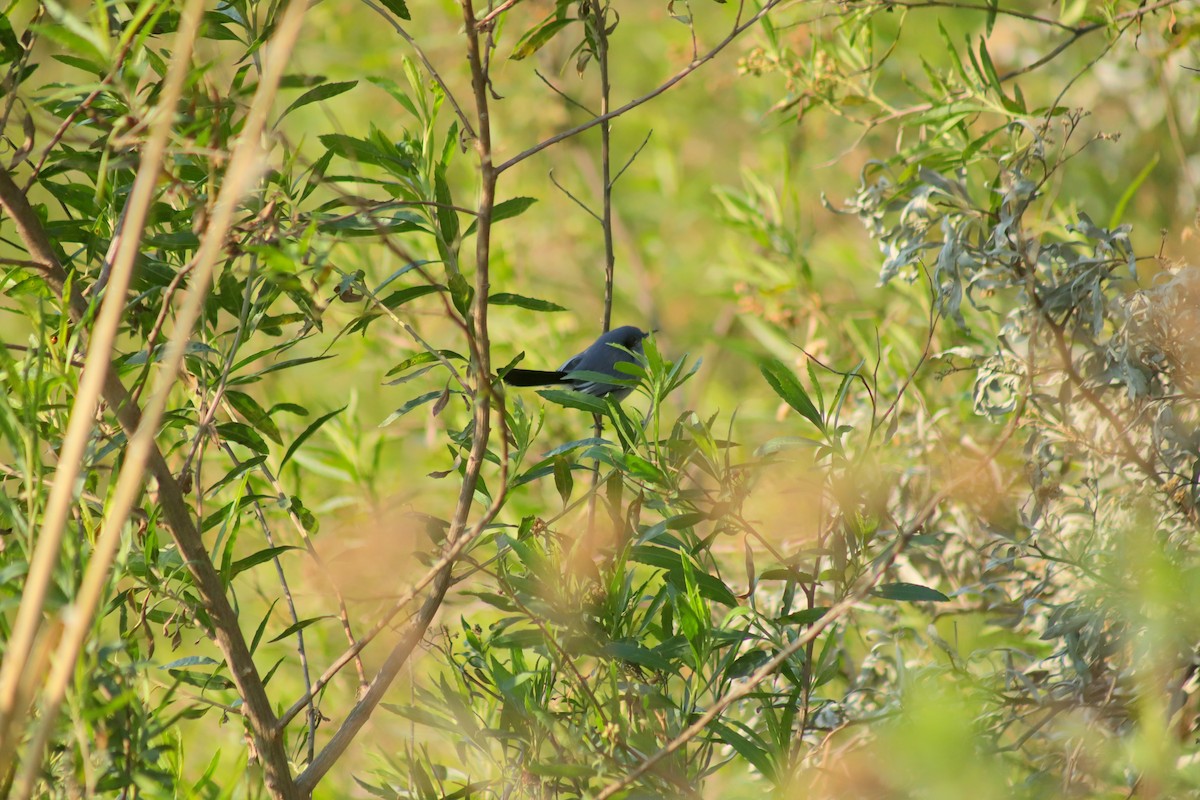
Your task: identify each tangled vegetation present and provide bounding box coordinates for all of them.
[1,1,1197,797]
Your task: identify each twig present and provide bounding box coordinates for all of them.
[881,0,1078,32]
[549,169,602,222]
[21,12,144,191]
[611,128,652,188]
[477,0,522,27]
[586,0,617,534]
[359,0,478,141]
[535,69,596,116]
[1,343,85,368]
[0,6,42,136]
[292,0,509,789]
[495,0,783,173]
[258,456,371,686]
[231,444,318,761]
[129,258,195,406]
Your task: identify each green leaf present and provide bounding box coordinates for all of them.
[759,359,824,430]
[543,437,608,457]
[379,284,443,309]
[553,456,573,505]
[489,293,566,312]
[754,437,821,457]
[217,422,269,454]
[872,582,950,602]
[727,649,770,679]
[380,391,443,427]
[631,545,739,606]
[366,75,420,119]
[280,80,357,120]
[434,165,459,244]
[512,17,574,60]
[490,195,537,221]
[976,39,1002,95]
[287,496,319,534]
[526,763,595,779]
[380,703,457,732]
[269,615,334,643]
[0,15,21,64]
[616,452,667,485]
[378,0,410,20]
[603,640,672,671]
[384,349,464,377]
[34,16,108,64]
[250,600,281,654]
[1108,153,1159,229]
[270,403,308,417]
[230,546,301,579]
[233,354,335,383]
[208,455,268,495]
[463,196,538,236]
[225,390,282,444]
[536,389,607,414]
[759,567,816,583]
[775,607,829,625]
[319,133,387,165]
[448,272,473,319]
[281,405,346,469]
[159,656,220,670]
[709,720,775,780]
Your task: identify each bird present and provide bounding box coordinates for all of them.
[502,325,651,400]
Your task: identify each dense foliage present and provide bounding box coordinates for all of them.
[1,1,1198,798]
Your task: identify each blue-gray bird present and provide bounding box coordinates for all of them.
[502,325,650,400]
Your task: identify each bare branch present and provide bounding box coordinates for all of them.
[496,0,783,174]
[293,0,511,788]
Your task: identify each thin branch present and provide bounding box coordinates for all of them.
[0,257,43,269]
[359,0,478,141]
[610,128,652,188]
[477,0,522,27]
[277,495,501,729]
[882,0,1077,32]
[535,69,596,116]
[593,0,616,334]
[20,11,144,191]
[233,444,318,761]
[1,343,85,368]
[496,0,782,173]
[587,0,618,532]
[549,169,602,222]
[293,0,509,788]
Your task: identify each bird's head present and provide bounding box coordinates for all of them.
[607,325,651,351]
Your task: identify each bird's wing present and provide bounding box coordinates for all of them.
[556,352,584,373]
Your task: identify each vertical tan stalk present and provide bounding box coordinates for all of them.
[0,2,309,797]
[0,0,205,777]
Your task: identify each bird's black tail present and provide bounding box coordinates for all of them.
[502,368,567,387]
